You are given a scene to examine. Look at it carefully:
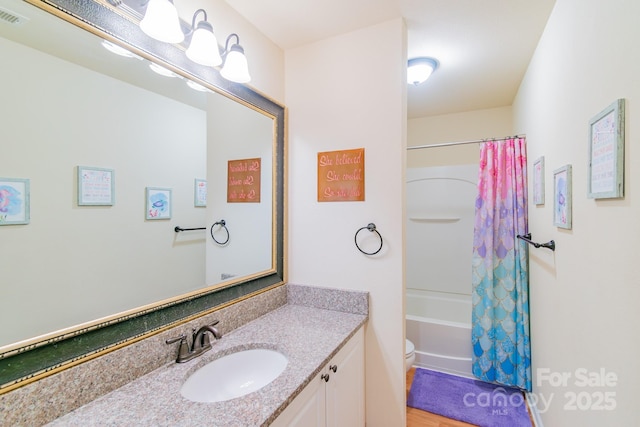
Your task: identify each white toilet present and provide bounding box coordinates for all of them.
[405,339,415,372]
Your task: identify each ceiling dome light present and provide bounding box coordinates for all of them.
[140,0,184,44]
[407,57,438,85]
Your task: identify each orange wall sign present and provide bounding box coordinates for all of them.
[317,148,365,202]
[227,158,261,203]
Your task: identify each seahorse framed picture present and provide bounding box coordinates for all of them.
[532,156,545,205]
[553,165,572,229]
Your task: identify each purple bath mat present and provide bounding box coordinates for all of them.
[407,368,532,427]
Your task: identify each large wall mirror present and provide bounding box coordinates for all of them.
[0,0,285,391]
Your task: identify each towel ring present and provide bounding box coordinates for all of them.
[354,223,383,255]
[210,219,229,245]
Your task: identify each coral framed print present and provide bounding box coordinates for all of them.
[588,99,625,199]
[78,166,114,206]
[533,156,545,205]
[553,165,572,229]
[194,179,207,207]
[146,187,172,220]
[0,177,30,225]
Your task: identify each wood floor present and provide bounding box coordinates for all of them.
[406,368,477,427]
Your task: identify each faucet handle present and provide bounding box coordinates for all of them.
[166,334,191,363]
[165,334,186,345]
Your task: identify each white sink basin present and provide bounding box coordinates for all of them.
[180,349,288,403]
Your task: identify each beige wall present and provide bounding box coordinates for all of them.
[514,0,640,425]
[286,19,407,427]
[407,106,512,167]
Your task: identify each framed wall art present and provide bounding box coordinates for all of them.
[588,99,625,199]
[533,156,545,205]
[78,166,114,206]
[194,179,207,207]
[317,148,365,202]
[553,165,572,229]
[0,177,30,225]
[227,158,261,203]
[146,187,172,220]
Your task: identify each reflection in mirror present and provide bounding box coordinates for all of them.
[0,0,284,391]
[1,0,205,346]
[206,94,274,283]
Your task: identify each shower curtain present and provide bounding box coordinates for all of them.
[471,137,531,391]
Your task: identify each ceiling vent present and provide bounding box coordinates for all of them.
[0,6,29,26]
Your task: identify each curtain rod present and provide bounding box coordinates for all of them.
[407,134,525,150]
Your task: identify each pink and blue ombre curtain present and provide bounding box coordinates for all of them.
[471,137,531,391]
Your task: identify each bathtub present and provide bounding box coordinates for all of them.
[406,290,473,377]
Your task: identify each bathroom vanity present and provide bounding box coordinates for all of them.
[39,285,367,426]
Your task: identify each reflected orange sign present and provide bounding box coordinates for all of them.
[317,148,365,202]
[227,158,261,203]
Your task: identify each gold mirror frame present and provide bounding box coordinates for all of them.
[0,0,285,393]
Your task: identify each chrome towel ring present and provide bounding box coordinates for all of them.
[210,220,230,245]
[354,223,383,255]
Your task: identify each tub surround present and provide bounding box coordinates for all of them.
[0,284,367,426]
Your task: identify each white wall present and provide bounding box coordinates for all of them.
[286,19,407,427]
[513,0,640,425]
[408,106,512,167]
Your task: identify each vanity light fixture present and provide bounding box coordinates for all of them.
[220,33,251,83]
[186,79,209,92]
[149,62,181,78]
[101,40,142,59]
[137,2,251,84]
[407,57,439,86]
[140,0,184,44]
[185,9,222,67]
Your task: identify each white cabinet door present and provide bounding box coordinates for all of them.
[325,328,365,427]
[271,371,326,427]
[272,327,364,427]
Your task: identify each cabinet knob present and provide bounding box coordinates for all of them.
[321,373,330,382]
[329,365,337,373]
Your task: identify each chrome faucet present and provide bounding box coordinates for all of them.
[166,320,222,363]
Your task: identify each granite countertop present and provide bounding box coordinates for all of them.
[47,304,367,427]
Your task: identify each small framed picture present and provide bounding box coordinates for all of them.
[0,177,30,225]
[588,99,625,199]
[194,179,207,207]
[78,166,114,206]
[533,156,545,205]
[146,187,172,220]
[553,165,572,229]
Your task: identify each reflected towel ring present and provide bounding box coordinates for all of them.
[354,223,383,255]
[210,219,230,245]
